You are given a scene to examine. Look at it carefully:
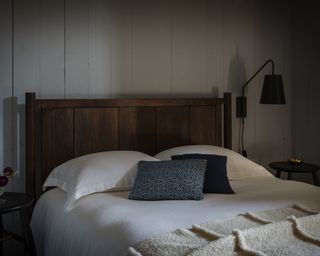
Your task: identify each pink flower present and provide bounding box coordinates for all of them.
[0,176,8,187]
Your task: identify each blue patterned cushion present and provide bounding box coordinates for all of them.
[172,154,234,194]
[128,159,207,201]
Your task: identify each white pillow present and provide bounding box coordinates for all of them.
[154,145,273,180]
[43,151,158,210]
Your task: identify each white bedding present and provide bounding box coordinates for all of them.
[31,177,320,256]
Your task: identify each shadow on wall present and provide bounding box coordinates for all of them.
[3,97,25,193]
[2,98,26,255]
[227,48,247,152]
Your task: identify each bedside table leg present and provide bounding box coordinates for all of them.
[312,172,320,186]
[276,170,281,178]
[19,209,36,256]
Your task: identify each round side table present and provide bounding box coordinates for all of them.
[0,192,36,256]
[269,161,320,186]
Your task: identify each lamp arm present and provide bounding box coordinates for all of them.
[241,59,274,97]
[239,59,274,158]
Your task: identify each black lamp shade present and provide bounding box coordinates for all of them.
[260,75,286,104]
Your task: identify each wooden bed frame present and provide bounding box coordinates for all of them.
[25,92,232,201]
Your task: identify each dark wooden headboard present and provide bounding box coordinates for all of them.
[26,92,232,200]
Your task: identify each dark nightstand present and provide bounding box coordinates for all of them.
[269,161,320,186]
[0,192,36,256]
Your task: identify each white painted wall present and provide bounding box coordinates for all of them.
[0,0,296,196]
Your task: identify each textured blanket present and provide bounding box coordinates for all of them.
[129,201,320,256]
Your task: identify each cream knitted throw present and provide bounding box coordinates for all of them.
[128,201,320,256]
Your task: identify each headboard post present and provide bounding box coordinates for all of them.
[26,92,36,199]
[223,92,232,149]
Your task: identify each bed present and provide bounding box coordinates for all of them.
[25,92,320,256]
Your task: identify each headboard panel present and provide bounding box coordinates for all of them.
[26,93,232,200]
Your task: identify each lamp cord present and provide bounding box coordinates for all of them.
[241,116,247,157]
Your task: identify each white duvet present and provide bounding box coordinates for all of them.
[31,177,320,256]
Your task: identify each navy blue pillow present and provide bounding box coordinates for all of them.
[172,154,234,194]
[128,159,207,201]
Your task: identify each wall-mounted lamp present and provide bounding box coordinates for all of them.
[236,59,286,157]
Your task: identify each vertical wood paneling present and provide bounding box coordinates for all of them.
[0,0,300,196]
[294,1,310,163]
[255,0,292,167]
[215,104,222,146]
[111,0,132,96]
[280,1,293,164]
[89,0,112,98]
[132,0,171,94]
[42,108,74,182]
[293,1,320,183]
[222,0,256,155]
[156,107,189,151]
[119,107,156,154]
[0,0,13,188]
[190,106,218,145]
[14,0,42,195]
[171,0,207,94]
[65,0,90,98]
[14,0,41,103]
[74,108,118,156]
[40,0,65,98]
[207,0,224,97]
[298,3,320,163]
[1,3,24,253]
